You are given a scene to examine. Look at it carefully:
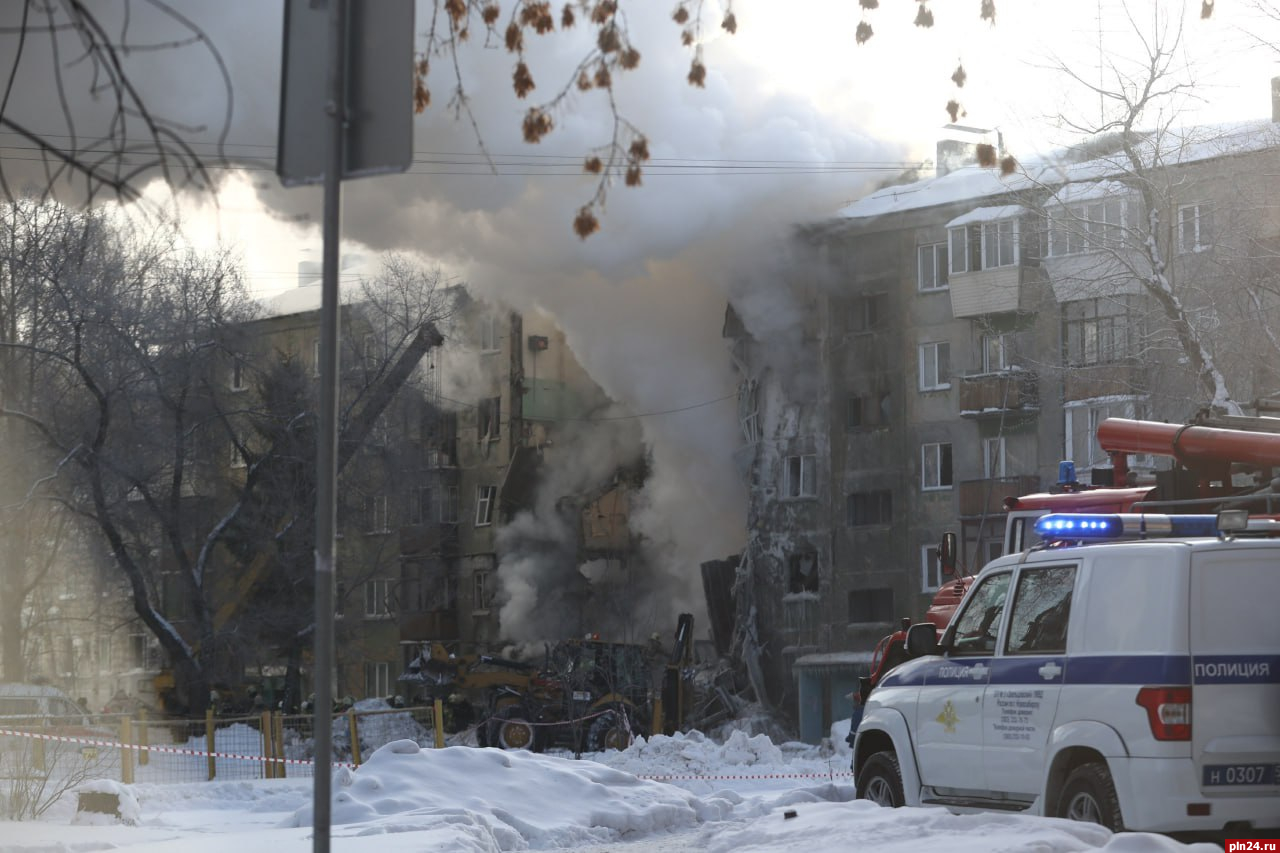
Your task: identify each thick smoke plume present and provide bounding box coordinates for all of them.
[2,2,913,642]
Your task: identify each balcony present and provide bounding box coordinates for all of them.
[949,266,1039,319]
[959,370,1038,418]
[1063,361,1147,402]
[958,475,1041,518]
[398,609,458,642]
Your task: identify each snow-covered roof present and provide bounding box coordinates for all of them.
[835,119,1280,223]
[945,204,1027,228]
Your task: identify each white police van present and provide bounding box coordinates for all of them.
[851,510,1280,838]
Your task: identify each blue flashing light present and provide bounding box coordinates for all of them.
[1033,513,1222,543]
[1035,513,1121,540]
[1057,460,1077,485]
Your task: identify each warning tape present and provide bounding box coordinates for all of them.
[0,726,856,783]
[0,727,356,769]
[636,771,854,781]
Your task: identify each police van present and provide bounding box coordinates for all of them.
[851,510,1280,838]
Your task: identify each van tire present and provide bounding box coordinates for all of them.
[856,751,905,808]
[1058,762,1123,831]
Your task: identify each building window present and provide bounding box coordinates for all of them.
[229,359,247,392]
[845,391,891,430]
[364,662,391,698]
[362,333,379,372]
[982,333,1010,372]
[364,578,391,618]
[918,243,949,291]
[921,545,943,592]
[788,552,819,593]
[96,636,112,673]
[477,396,501,443]
[847,490,892,526]
[783,454,816,498]
[1178,203,1213,253]
[313,339,321,377]
[441,485,459,523]
[983,436,1006,478]
[409,486,433,525]
[848,587,895,623]
[365,494,389,534]
[1049,197,1127,256]
[918,341,951,390]
[474,570,493,611]
[1064,298,1134,366]
[479,314,501,352]
[982,218,1018,268]
[475,485,496,526]
[921,442,953,490]
[1065,397,1149,471]
[848,293,886,333]
[229,440,246,469]
[950,218,1020,272]
[335,582,345,618]
[845,395,862,430]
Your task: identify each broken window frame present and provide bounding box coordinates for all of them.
[739,379,760,444]
[782,454,817,499]
[474,484,496,526]
[477,396,501,443]
[787,552,820,594]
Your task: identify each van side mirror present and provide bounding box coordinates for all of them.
[939,532,957,576]
[906,622,939,657]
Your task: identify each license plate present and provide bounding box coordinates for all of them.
[572,691,591,702]
[1203,764,1280,786]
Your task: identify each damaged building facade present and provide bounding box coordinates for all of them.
[726,117,1280,742]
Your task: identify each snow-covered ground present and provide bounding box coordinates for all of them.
[0,720,1225,853]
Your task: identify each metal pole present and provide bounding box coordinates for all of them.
[313,0,347,849]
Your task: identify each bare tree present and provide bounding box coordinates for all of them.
[0,200,453,713]
[1032,8,1248,416]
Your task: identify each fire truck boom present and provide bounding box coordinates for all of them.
[1096,417,1280,482]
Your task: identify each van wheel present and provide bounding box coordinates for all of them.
[856,751,905,808]
[1058,762,1123,831]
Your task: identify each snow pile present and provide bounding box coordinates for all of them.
[4,726,1230,852]
[287,739,731,849]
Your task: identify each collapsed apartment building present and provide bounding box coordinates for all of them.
[714,108,1280,742]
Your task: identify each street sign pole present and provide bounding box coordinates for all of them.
[276,2,413,848]
[312,0,347,848]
